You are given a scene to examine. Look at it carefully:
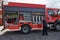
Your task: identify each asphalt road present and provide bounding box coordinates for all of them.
[0,30,60,40]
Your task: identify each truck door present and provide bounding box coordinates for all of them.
[48,10,57,22]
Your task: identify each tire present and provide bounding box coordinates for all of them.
[21,25,31,34]
[55,24,60,31]
[48,23,54,30]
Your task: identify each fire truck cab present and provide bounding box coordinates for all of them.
[46,8,60,30]
[0,2,46,35]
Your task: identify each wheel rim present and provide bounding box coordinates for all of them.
[22,27,29,33]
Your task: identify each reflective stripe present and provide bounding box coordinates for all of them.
[32,28,43,30]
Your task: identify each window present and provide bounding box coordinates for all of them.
[48,10,55,16]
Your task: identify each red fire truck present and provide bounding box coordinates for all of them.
[0,2,60,35]
[46,8,60,30]
[0,2,45,35]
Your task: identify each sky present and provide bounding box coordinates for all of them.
[3,0,60,8]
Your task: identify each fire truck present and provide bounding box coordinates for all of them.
[46,8,60,30]
[0,2,45,35]
[0,2,60,35]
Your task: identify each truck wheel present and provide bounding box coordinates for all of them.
[56,24,60,31]
[48,23,54,30]
[21,25,31,34]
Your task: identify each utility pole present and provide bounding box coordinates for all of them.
[2,1,4,25]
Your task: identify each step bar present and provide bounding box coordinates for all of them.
[0,26,8,35]
[0,29,9,35]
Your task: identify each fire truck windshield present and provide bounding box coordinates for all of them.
[48,10,55,16]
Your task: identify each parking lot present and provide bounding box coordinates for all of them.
[0,30,60,40]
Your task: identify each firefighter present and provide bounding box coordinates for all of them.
[42,16,48,35]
